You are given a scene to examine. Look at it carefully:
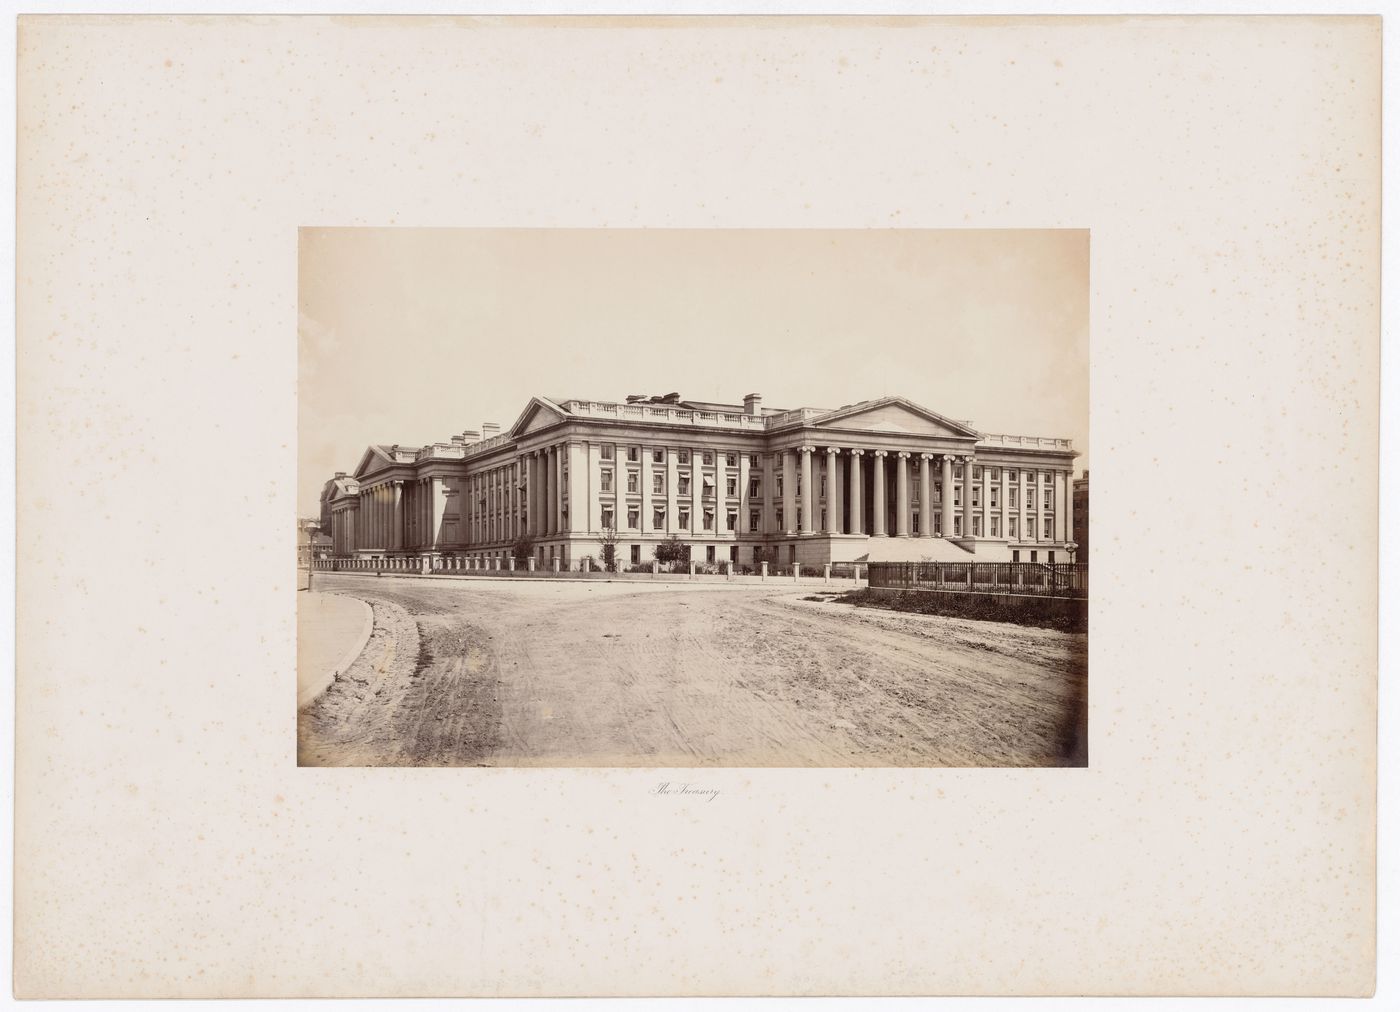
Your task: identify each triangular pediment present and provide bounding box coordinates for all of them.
[508,397,567,438]
[351,445,395,479]
[811,397,981,439]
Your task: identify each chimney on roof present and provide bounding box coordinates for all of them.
[743,392,762,416]
[481,422,501,440]
[334,471,346,479]
[460,429,480,445]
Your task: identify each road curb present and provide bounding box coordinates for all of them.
[312,572,866,590]
[298,594,374,711]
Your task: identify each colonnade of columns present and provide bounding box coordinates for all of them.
[773,446,1074,543]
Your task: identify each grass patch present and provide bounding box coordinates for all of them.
[834,588,1086,633]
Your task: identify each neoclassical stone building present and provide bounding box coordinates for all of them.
[319,392,1079,568]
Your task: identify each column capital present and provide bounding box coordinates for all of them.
[848,448,865,457]
[873,449,888,458]
[962,454,976,464]
[799,444,815,454]
[920,452,935,460]
[897,450,911,459]
[825,446,839,456]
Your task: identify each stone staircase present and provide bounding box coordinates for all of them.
[854,536,977,564]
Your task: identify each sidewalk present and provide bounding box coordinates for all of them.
[297,592,373,709]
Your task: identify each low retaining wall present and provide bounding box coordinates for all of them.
[865,586,1087,628]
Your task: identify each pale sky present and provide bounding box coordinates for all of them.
[299,229,1088,516]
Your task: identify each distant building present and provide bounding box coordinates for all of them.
[297,517,333,566]
[319,391,1080,568]
[1072,470,1089,561]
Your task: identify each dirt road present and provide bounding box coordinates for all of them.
[298,575,1087,767]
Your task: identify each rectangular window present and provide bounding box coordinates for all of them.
[1043,489,1052,510]
[913,513,920,535]
[600,470,613,493]
[753,547,763,562]
[653,508,666,529]
[627,472,638,493]
[776,476,784,495]
[726,510,737,531]
[703,509,714,531]
[726,453,737,467]
[1012,549,1020,563]
[991,516,1000,537]
[954,465,963,479]
[934,513,942,535]
[1024,470,1033,483]
[972,487,981,507]
[1025,489,1033,508]
[1043,518,1052,538]
[990,467,999,480]
[1042,471,1051,482]
[912,484,920,504]
[679,476,690,496]
[954,487,961,507]
[703,475,715,496]
[820,509,827,530]
[652,449,664,463]
[749,454,760,467]
[702,451,713,465]
[934,482,942,504]
[627,446,639,462]
[1009,470,1018,484]
[991,488,999,508]
[954,516,962,536]
[726,477,737,496]
[749,509,760,532]
[601,507,614,529]
[706,546,715,563]
[748,478,760,497]
[678,451,689,464]
[1030,550,1038,563]
[630,545,641,565]
[973,466,982,479]
[652,473,664,494]
[627,508,639,529]
[1009,516,1018,538]
[601,444,614,460]
[678,509,690,529]
[973,515,982,537]
[1048,550,1056,564]
[776,508,784,530]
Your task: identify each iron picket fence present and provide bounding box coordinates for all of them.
[867,561,1087,599]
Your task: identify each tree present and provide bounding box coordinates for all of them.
[595,524,619,572]
[653,535,688,571]
[511,536,533,565]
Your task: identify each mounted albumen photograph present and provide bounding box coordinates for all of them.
[297,228,1089,767]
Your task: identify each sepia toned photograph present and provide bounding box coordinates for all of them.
[297,228,1089,767]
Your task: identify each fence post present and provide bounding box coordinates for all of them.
[582,557,591,573]
[652,560,659,577]
[823,564,830,583]
[688,560,696,579]
[725,560,733,580]
[760,561,768,581]
[552,557,560,574]
[792,563,800,582]
[508,557,516,572]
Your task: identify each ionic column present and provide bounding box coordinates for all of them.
[872,451,887,536]
[919,455,933,538]
[895,452,911,537]
[940,455,954,537]
[962,456,976,538]
[1066,470,1076,557]
[799,446,814,534]
[691,447,703,536]
[848,450,864,535]
[545,447,557,536]
[430,477,444,550]
[824,447,838,534]
[781,450,796,534]
[1054,470,1066,542]
[738,451,751,537]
